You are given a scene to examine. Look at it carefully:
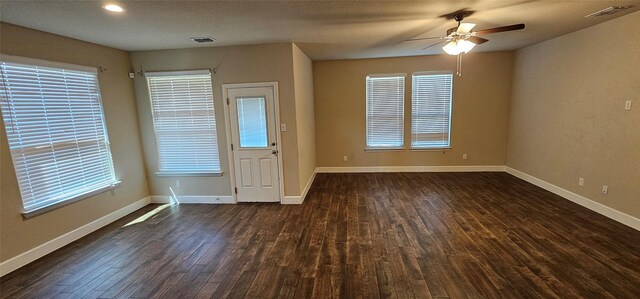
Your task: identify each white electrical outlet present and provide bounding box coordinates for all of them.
[343,155,348,162]
[601,185,608,194]
[578,178,584,186]
[280,124,287,132]
[625,100,632,110]
[462,154,468,160]
[176,180,181,188]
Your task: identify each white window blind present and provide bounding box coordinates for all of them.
[366,74,405,149]
[411,72,453,149]
[0,56,117,214]
[236,96,268,148]
[146,70,221,175]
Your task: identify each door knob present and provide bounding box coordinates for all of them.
[272,150,278,155]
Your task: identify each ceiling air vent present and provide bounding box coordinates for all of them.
[585,6,633,17]
[190,37,216,43]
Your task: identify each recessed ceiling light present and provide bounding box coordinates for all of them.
[103,4,124,13]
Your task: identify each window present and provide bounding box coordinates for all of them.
[0,56,118,215]
[236,96,268,148]
[146,70,221,175]
[366,74,405,149]
[411,72,453,149]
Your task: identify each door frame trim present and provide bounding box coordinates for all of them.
[222,82,284,203]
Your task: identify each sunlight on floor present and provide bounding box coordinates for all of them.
[122,203,172,227]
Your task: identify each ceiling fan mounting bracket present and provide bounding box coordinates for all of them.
[440,9,475,20]
[453,13,465,23]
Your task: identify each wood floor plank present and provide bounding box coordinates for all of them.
[1,172,639,298]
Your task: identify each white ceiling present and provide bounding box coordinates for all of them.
[1,1,639,60]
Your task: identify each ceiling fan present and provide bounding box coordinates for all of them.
[407,13,525,77]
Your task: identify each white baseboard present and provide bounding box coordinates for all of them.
[282,169,318,204]
[281,196,302,204]
[505,167,640,231]
[3,166,635,278]
[316,165,506,173]
[0,196,151,277]
[150,195,235,204]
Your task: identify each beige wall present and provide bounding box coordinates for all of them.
[313,51,514,167]
[506,12,640,218]
[0,23,149,262]
[292,44,317,192]
[130,43,304,197]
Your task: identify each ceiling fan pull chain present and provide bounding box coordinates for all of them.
[459,53,462,77]
[456,54,459,77]
[460,53,463,77]
[456,53,463,78]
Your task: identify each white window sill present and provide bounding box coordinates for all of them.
[409,147,452,151]
[365,147,406,152]
[155,172,223,177]
[22,181,122,219]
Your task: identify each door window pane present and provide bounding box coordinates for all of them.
[237,96,268,148]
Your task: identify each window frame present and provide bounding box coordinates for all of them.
[146,70,222,177]
[365,73,406,151]
[0,55,119,217]
[410,71,454,150]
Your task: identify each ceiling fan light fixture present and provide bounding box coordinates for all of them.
[458,40,476,53]
[443,41,462,55]
[442,39,476,55]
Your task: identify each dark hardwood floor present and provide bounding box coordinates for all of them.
[1,172,639,298]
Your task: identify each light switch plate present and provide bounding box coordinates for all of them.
[280,124,287,132]
[625,100,632,110]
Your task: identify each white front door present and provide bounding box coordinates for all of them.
[227,86,280,202]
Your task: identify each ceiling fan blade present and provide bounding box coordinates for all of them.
[422,41,446,50]
[467,36,489,44]
[456,23,476,34]
[406,36,444,42]
[476,24,525,35]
